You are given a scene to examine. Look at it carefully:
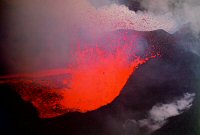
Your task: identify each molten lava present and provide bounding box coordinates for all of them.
[0,31,158,118]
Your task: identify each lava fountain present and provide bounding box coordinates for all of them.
[0,30,158,118]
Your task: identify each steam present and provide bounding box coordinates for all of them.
[124,93,195,134]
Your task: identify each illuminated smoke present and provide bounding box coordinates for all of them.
[1,0,173,118]
[2,0,177,74]
[3,30,159,118]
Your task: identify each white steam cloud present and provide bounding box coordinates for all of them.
[124,93,195,134]
[139,92,195,131]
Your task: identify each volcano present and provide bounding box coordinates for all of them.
[0,30,158,118]
[0,29,199,135]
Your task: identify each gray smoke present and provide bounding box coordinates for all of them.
[125,0,200,57]
[89,0,114,7]
[140,0,200,35]
[1,0,178,74]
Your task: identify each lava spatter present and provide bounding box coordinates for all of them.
[0,31,158,118]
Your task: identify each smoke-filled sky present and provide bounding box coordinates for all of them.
[0,0,200,135]
[1,0,200,74]
[0,0,177,74]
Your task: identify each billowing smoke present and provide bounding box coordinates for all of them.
[1,0,178,74]
[140,0,200,34]
[0,1,199,135]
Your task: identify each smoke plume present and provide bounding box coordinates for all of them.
[1,0,179,74]
[140,0,200,34]
[125,93,196,134]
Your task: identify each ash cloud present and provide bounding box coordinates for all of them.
[1,0,178,75]
[119,0,200,61]
[2,1,200,74]
[117,0,200,36]
[140,0,200,35]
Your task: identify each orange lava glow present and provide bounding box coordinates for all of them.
[61,47,146,112]
[0,31,158,118]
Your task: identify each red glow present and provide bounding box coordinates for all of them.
[0,31,158,118]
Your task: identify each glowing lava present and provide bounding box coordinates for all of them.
[0,31,158,118]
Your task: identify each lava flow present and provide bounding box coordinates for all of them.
[0,31,158,118]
